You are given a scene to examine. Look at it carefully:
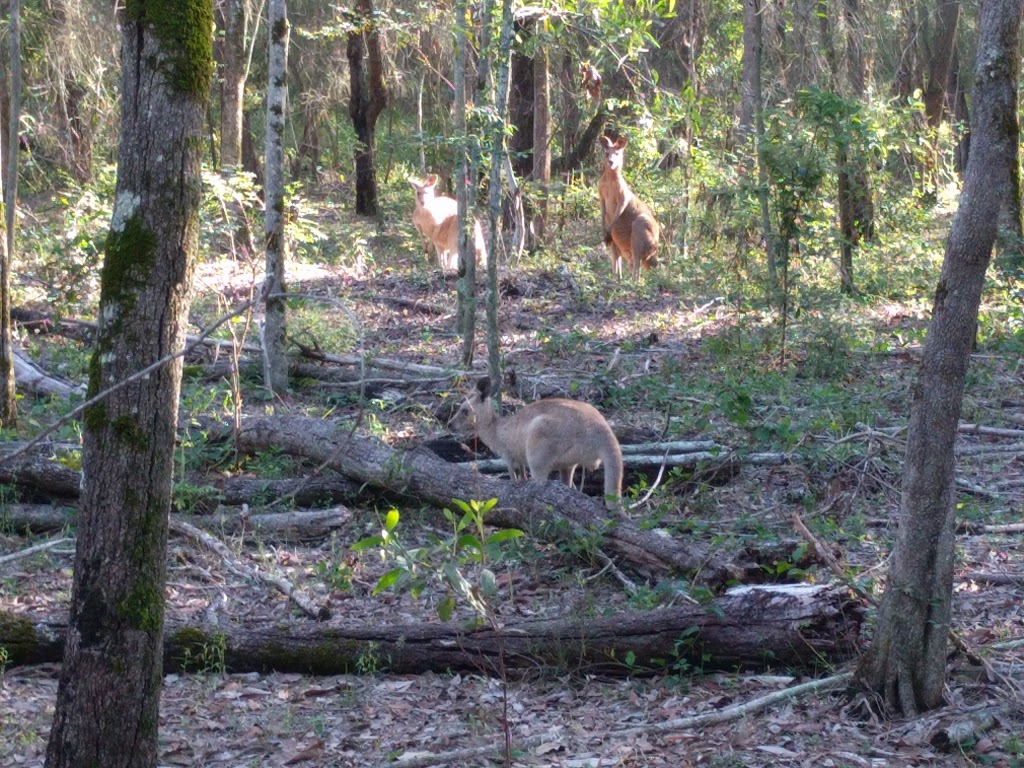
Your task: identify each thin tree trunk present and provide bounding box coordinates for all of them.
[0,117,10,428]
[485,0,515,399]
[738,0,761,138]
[532,36,551,246]
[453,0,474,366]
[856,0,1022,716]
[923,0,960,128]
[0,0,10,429]
[6,0,19,268]
[219,0,247,168]
[347,0,388,216]
[43,3,213,765]
[262,0,289,398]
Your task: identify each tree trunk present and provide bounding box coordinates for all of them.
[0,120,10,429]
[43,3,212,766]
[347,0,388,216]
[531,37,551,246]
[262,0,289,398]
[0,0,15,428]
[218,0,247,168]
[923,0,960,128]
[508,20,534,179]
[738,0,762,139]
[856,0,1022,717]
[3,585,863,676]
[6,0,19,271]
[485,0,515,397]
[453,2,474,365]
[241,108,264,189]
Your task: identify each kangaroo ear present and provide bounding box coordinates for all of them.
[599,136,613,149]
[615,137,628,149]
[408,177,420,189]
[476,377,492,398]
[426,173,438,186]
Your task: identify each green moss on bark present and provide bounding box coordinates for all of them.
[123,0,214,97]
[101,213,157,315]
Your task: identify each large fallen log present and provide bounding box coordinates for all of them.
[0,584,863,675]
[229,416,750,585]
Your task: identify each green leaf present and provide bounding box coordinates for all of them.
[372,568,404,595]
[384,508,400,532]
[456,533,483,552]
[479,568,497,596]
[350,535,384,551]
[485,529,524,545]
[437,595,456,622]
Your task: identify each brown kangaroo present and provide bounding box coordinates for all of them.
[408,174,486,272]
[448,377,623,508]
[597,136,660,280]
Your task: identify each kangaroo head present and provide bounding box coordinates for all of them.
[599,136,628,173]
[408,174,440,205]
[447,377,493,434]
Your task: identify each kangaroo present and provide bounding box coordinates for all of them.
[408,174,487,272]
[448,376,624,509]
[597,136,660,280]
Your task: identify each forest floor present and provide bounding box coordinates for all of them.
[2,230,1024,766]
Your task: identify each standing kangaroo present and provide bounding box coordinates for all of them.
[408,174,486,272]
[598,136,660,280]
[448,377,624,508]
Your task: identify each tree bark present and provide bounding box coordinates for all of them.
[263,0,289,397]
[218,0,248,168]
[43,2,212,766]
[856,0,1023,717]
[3,585,863,676]
[923,0,961,128]
[453,1,474,365]
[738,0,762,139]
[507,19,534,179]
[532,37,551,246]
[347,0,388,216]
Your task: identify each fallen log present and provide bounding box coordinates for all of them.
[1,584,863,675]
[0,502,352,541]
[0,446,81,498]
[229,416,750,585]
[13,349,85,400]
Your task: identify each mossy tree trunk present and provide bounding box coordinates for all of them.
[856,0,1022,717]
[43,2,213,767]
[262,0,289,398]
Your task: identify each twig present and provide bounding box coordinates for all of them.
[0,536,74,567]
[168,516,330,621]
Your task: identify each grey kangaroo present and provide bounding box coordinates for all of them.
[448,377,623,508]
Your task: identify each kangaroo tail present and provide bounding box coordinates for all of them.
[602,443,624,505]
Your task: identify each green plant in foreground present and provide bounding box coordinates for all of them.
[352,498,523,623]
